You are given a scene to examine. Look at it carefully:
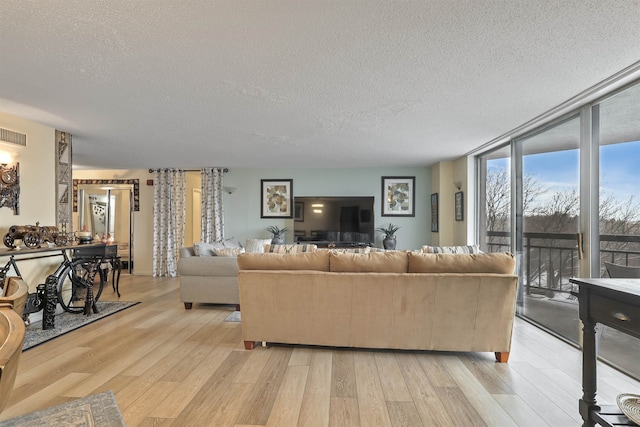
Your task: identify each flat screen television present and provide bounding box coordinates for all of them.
[293,196,374,246]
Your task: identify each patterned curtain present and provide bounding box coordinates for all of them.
[153,169,186,277]
[201,168,225,243]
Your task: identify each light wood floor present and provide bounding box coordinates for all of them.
[2,275,639,426]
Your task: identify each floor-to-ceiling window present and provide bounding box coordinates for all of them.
[595,82,640,378]
[476,78,640,379]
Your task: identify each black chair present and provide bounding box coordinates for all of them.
[604,262,640,278]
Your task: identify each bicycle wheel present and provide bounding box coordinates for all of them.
[57,258,105,313]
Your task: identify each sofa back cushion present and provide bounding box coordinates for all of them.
[264,244,318,254]
[408,252,515,274]
[329,251,408,273]
[421,245,481,254]
[237,251,330,271]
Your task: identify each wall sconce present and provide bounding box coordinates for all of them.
[454,181,462,190]
[223,186,237,194]
[0,162,20,215]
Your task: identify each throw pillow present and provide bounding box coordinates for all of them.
[245,238,273,253]
[222,238,243,249]
[421,245,482,254]
[213,247,245,257]
[193,241,225,256]
[324,247,371,254]
[264,244,317,254]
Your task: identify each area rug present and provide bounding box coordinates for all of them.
[0,390,124,426]
[23,301,140,351]
[224,310,241,322]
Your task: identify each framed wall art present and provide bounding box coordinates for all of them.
[261,179,293,218]
[455,191,464,221]
[431,193,439,232]
[381,176,415,217]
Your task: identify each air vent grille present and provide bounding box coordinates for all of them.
[0,128,27,147]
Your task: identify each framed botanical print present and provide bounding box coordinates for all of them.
[431,193,438,232]
[381,176,415,217]
[261,179,293,218]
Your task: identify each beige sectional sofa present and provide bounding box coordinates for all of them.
[237,250,518,362]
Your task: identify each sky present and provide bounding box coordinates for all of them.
[490,140,640,202]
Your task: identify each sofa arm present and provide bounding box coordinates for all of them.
[177,256,239,276]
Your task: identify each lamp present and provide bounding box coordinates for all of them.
[223,186,237,194]
[454,181,462,190]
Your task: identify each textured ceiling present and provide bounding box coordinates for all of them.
[1,0,639,170]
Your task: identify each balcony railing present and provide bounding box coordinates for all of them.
[486,231,640,296]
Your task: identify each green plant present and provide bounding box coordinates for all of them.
[266,225,289,237]
[375,223,400,238]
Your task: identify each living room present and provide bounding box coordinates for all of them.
[2,1,640,425]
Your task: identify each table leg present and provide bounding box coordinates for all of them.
[42,274,57,330]
[580,317,599,427]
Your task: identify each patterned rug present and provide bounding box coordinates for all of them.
[224,310,241,322]
[0,390,125,426]
[23,301,140,351]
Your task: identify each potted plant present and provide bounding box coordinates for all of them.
[266,225,289,245]
[376,223,400,250]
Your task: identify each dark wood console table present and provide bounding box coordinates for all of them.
[570,277,640,427]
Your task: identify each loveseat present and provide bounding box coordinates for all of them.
[178,246,241,309]
[237,250,518,362]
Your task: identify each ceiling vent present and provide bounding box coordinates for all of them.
[0,128,27,147]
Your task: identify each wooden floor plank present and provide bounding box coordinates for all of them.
[298,350,332,427]
[353,352,393,427]
[265,365,309,427]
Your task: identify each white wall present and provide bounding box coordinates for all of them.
[0,112,61,288]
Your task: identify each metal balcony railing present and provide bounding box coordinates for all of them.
[485,231,640,296]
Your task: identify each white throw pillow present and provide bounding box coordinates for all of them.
[421,245,482,254]
[245,238,273,253]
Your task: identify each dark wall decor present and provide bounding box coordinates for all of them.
[73,179,140,212]
[455,191,464,221]
[55,130,72,230]
[0,163,20,214]
[431,193,439,232]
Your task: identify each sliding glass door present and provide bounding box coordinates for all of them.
[596,82,640,378]
[516,116,581,342]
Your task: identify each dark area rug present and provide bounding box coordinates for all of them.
[23,301,140,351]
[0,390,125,426]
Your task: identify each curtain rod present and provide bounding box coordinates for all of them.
[148,168,229,173]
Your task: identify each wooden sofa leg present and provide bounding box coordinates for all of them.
[184,302,192,309]
[244,341,255,350]
[235,304,240,311]
[495,352,510,363]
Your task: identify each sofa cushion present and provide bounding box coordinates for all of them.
[213,247,245,257]
[193,241,225,256]
[421,245,482,254]
[245,238,273,253]
[408,252,515,274]
[237,251,330,271]
[264,244,318,253]
[329,251,408,273]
